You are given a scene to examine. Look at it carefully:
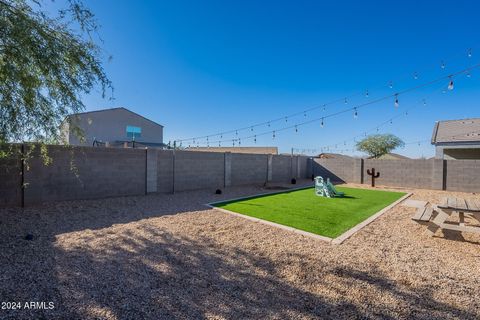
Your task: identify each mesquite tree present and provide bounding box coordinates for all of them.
[0,0,112,146]
[356,134,404,158]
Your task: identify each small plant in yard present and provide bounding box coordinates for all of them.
[356,134,404,158]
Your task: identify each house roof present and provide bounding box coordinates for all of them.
[68,107,164,128]
[370,153,411,160]
[431,118,480,144]
[318,153,354,159]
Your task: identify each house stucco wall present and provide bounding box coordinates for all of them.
[67,108,163,146]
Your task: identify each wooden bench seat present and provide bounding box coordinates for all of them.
[412,207,434,222]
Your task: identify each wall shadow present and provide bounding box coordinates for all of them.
[312,162,346,184]
[1,217,478,318]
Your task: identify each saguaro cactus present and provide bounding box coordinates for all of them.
[366,168,380,187]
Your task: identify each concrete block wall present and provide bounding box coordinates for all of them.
[297,156,309,179]
[363,159,436,189]
[24,146,146,205]
[271,155,292,182]
[14,143,480,206]
[173,150,225,191]
[230,153,269,186]
[314,157,480,192]
[0,146,22,207]
[313,158,357,183]
[156,150,174,193]
[445,160,480,192]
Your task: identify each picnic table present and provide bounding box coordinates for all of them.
[427,197,480,235]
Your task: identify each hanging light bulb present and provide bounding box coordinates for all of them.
[235,130,238,136]
[304,111,307,117]
[376,127,379,132]
[466,71,471,78]
[448,76,454,90]
[220,134,223,139]
[295,125,298,133]
[390,119,393,124]
[344,98,348,104]
[388,81,393,89]
[321,117,324,128]
[238,138,241,145]
[365,90,369,98]
[193,138,196,144]
[232,140,235,146]
[267,122,271,127]
[468,48,472,58]
[251,127,254,131]
[405,111,408,116]
[218,142,221,147]
[413,72,418,80]
[254,135,257,143]
[353,107,358,119]
[285,117,288,122]
[323,104,326,112]
[272,131,276,139]
[394,94,399,107]
[441,60,446,69]
[422,99,427,106]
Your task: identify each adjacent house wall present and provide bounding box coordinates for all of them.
[67,108,164,146]
[445,160,480,192]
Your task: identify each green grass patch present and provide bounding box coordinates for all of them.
[213,187,406,238]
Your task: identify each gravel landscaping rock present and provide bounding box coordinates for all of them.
[0,181,479,319]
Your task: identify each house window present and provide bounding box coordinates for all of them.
[126,125,142,139]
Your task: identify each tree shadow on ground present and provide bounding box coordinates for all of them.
[1,182,478,319]
[1,221,479,319]
[47,225,479,319]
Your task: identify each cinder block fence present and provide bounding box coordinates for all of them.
[311,158,480,193]
[3,145,480,208]
[0,145,309,207]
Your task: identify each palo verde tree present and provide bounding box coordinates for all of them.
[355,134,405,158]
[0,0,112,148]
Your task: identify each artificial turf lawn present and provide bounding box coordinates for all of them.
[214,187,406,238]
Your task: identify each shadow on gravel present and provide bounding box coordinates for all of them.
[1,221,478,319]
[0,182,478,319]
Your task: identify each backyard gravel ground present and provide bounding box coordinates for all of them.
[1,180,479,319]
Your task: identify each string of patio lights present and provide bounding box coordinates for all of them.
[173,48,477,148]
[293,80,449,155]
[296,128,480,155]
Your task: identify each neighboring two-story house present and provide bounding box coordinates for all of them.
[431,118,480,159]
[62,107,166,148]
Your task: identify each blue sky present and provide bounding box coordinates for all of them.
[78,0,479,157]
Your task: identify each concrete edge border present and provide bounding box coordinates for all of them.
[206,188,413,245]
[331,192,412,244]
